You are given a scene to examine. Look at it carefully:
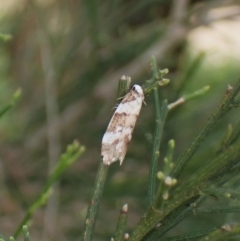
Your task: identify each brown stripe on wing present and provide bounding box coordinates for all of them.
[121,91,138,103]
[107,112,127,132]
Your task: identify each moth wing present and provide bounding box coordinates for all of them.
[116,126,133,165]
[101,85,144,165]
[101,130,121,165]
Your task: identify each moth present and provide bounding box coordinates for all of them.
[101,85,144,165]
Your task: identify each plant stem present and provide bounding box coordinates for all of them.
[148,98,168,206]
[82,162,109,241]
[160,227,217,241]
[144,197,205,241]
[115,204,128,241]
[148,89,160,205]
[82,75,130,241]
[196,206,240,214]
[117,75,131,99]
[147,56,169,206]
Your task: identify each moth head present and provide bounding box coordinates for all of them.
[131,85,143,95]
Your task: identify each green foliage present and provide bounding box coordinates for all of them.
[1,56,240,241]
[0,90,85,239]
[1,59,240,241]
[82,57,240,241]
[13,141,85,239]
[1,1,240,241]
[0,139,85,241]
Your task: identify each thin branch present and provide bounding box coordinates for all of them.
[115,204,128,241]
[161,227,217,241]
[196,206,240,214]
[82,163,109,241]
[171,81,240,179]
[147,57,169,206]
[82,76,130,241]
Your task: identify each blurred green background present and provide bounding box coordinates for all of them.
[0,0,240,240]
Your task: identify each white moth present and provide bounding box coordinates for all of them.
[101,85,144,165]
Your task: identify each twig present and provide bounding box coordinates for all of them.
[147,57,169,206]
[82,163,109,241]
[115,204,128,241]
[168,86,210,110]
[195,206,240,214]
[82,77,130,241]
[161,227,217,241]
[171,81,240,179]
[198,223,240,241]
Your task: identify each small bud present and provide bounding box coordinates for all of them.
[13,88,22,101]
[122,75,131,82]
[121,75,127,80]
[168,139,175,148]
[156,223,162,228]
[227,85,233,91]
[164,176,177,186]
[160,68,169,75]
[158,79,169,86]
[225,193,231,198]
[23,225,28,231]
[164,157,168,164]
[172,178,177,185]
[203,85,210,91]
[157,172,165,180]
[165,176,173,186]
[124,233,130,240]
[221,224,232,231]
[122,204,128,213]
[163,192,169,200]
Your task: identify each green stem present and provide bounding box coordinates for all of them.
[13,210,34,239]
[82,162,109,241]
[115,204,128,241]
[147,56,169,206]
[148,88,160,205]
[196,206,240,214]
[131,138,240,241]
[148,95,168,206]
[82,75,130,241]
[130,195,200,241]
[198,224,240,241]
[160,227,217,241]
[227,120,240,146]
[144,197,205,241]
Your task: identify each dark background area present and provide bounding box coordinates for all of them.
[0,0,240,240]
